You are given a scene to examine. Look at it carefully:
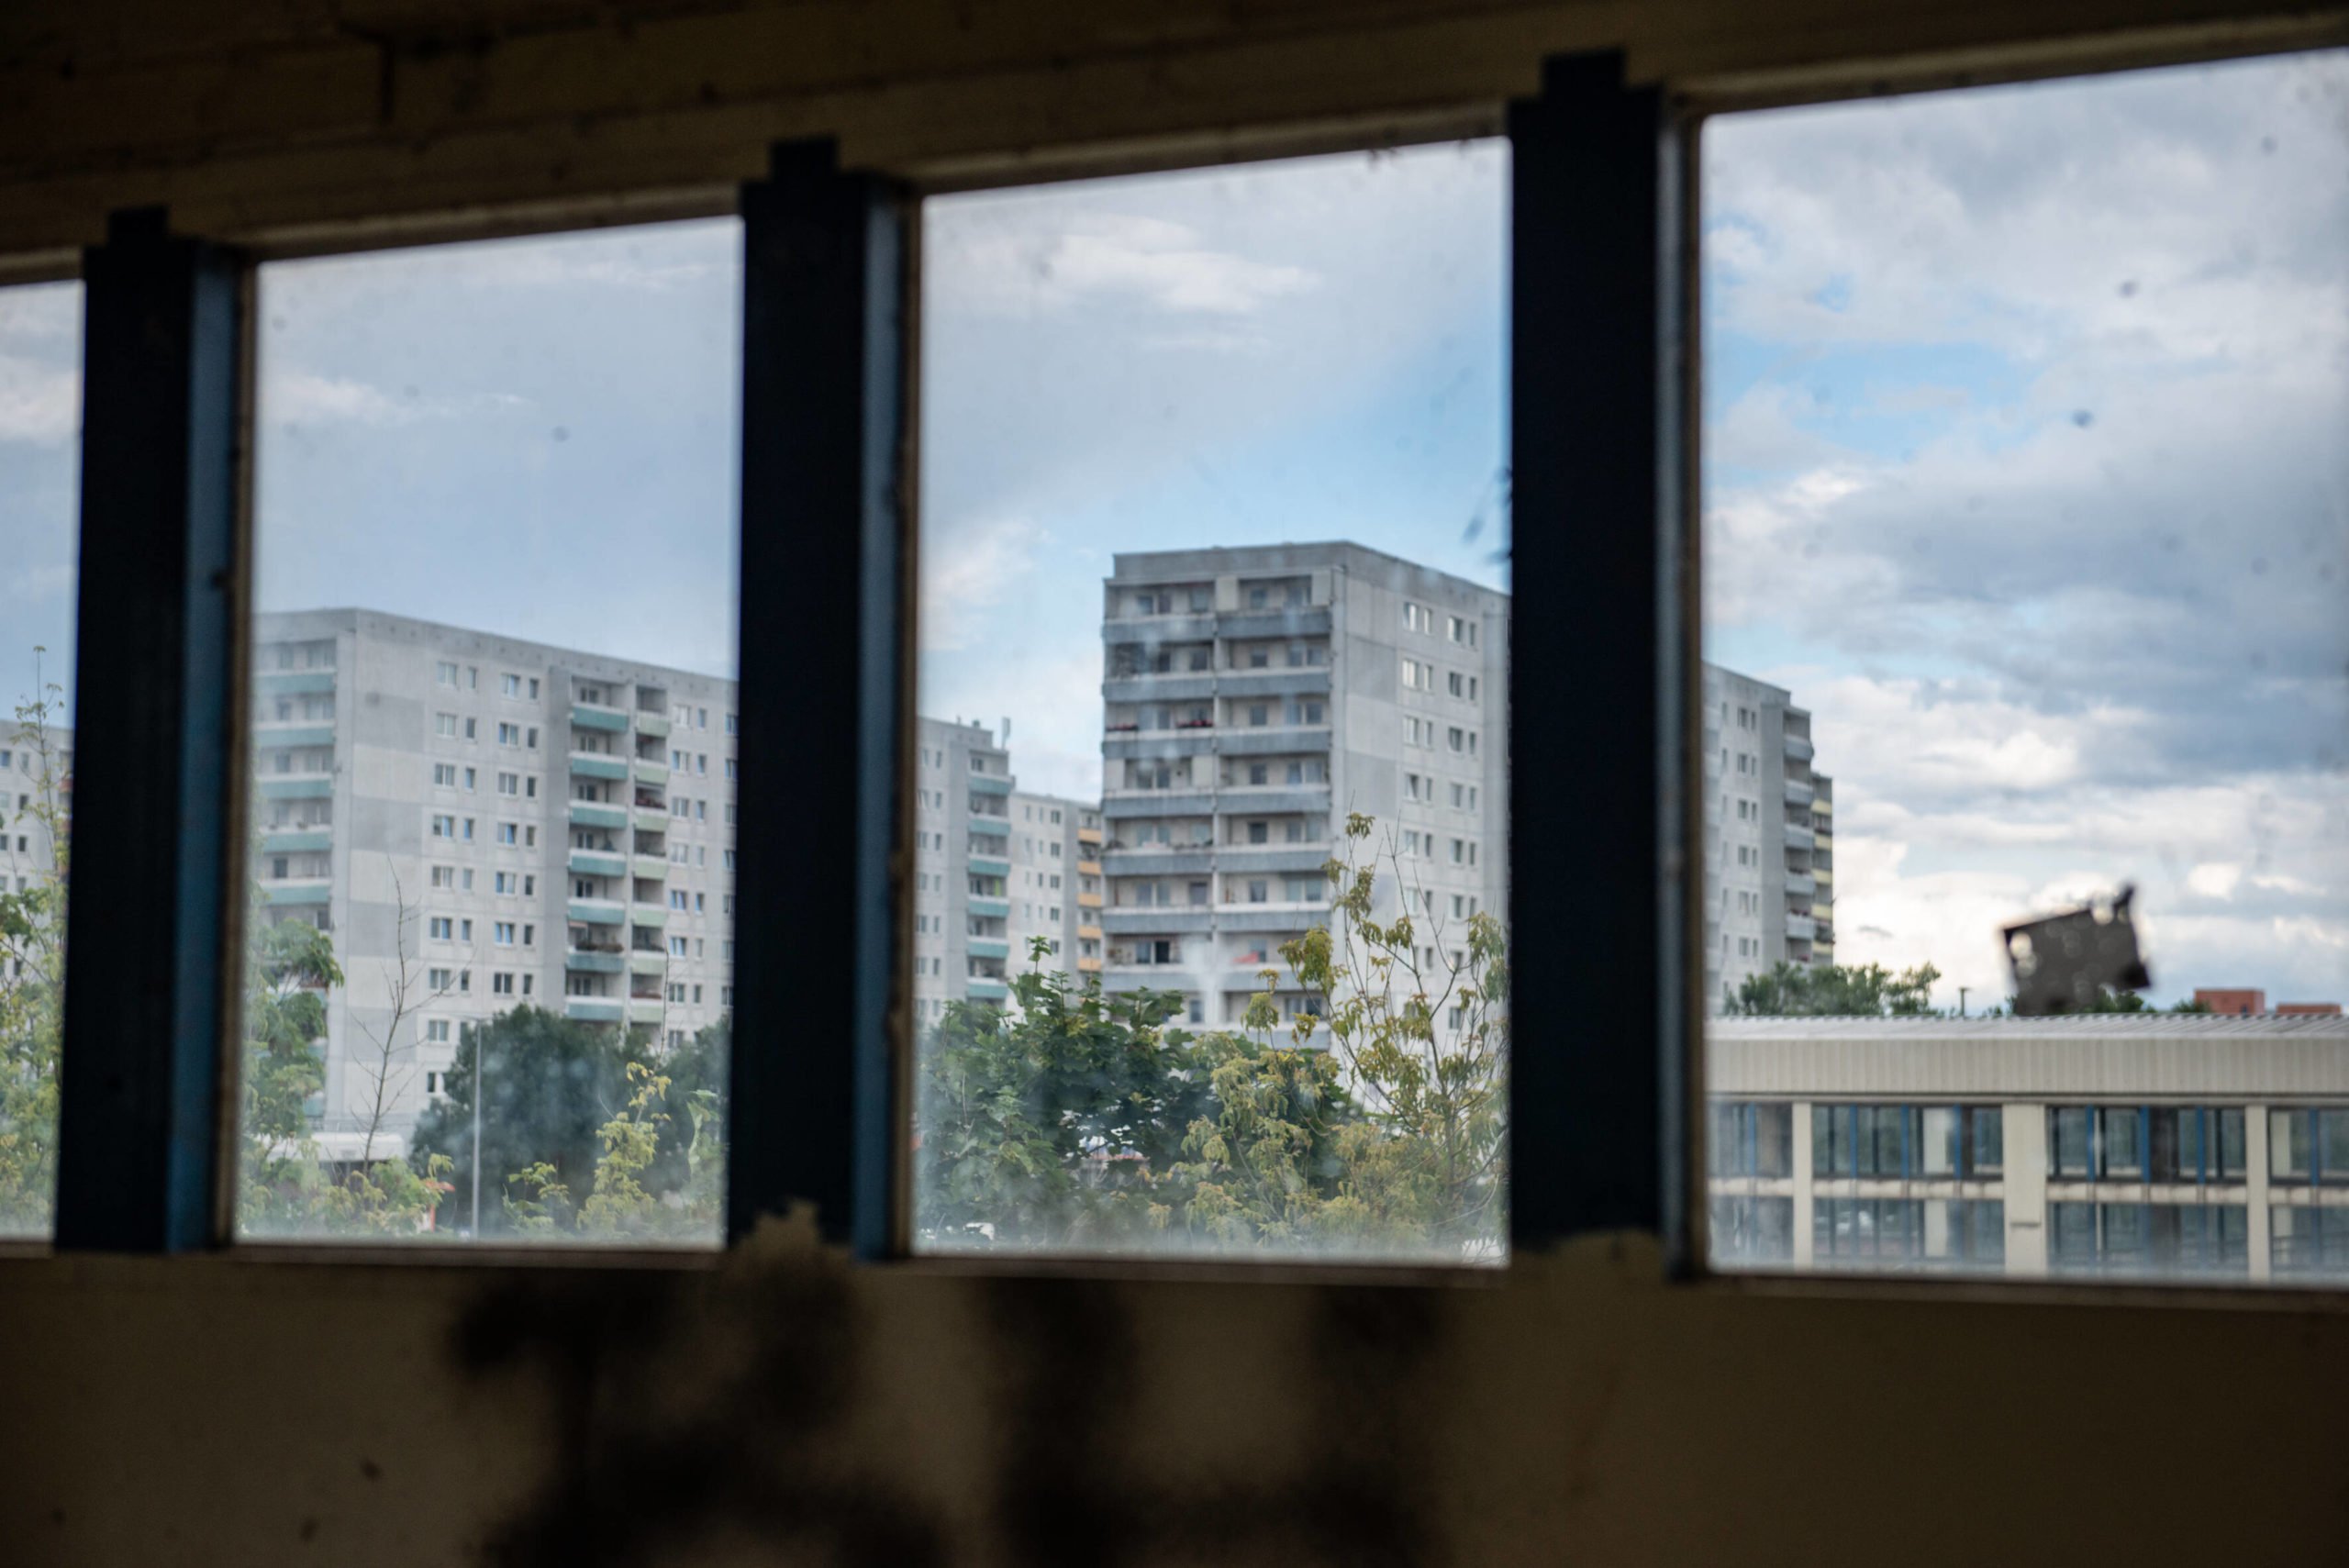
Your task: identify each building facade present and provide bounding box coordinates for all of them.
[1702,663,1835,1011]
[251,609,739,1154]
[909,719,1097,1025]
[1097,543,1509,1030]
[1708,1014,2349,1282]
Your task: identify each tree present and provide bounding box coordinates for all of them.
[410,1004,645,1236]
[1731,960,1942,1018]
[0,668,68,1232]
[344,855,465,1164]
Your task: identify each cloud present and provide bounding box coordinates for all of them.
[941,211,1319,320]
[919,512,1050,653]
[2186,862,2243,900]
[264,371,531,428]
[0,355,79,444]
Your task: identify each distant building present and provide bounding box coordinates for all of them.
[1709,1013,2349,1282]
[1096,542,1508,1031]
[2197,988,2267,1016]
[1703,665,1834,1009]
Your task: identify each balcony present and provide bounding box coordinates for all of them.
[571,702,629,734]
[630,902,670,928]
[969,774,1013,797]
[1215,844,1332,874]
[1102,847,1214,877]
[254,722,335,750]
[1219,606,1332,639]
[260,827,331,853]
[1212,906,1325,934]
[569,800,628,830]
[966,815,1011,839]
[1215,786,1329,815]
[1102,730,1219,762]
[967,895,1010,918]
[1076,956,1103,973]
[568,898,625,925]
[1784,873,1816,898]
[634,806,671,835]
[630,998,666,1026]
[1217,727,1330,757]
[633,854,670,882]
[1076,859,1103,878]
[635,711,671,739]
[569,752,629,782]
[966,937,1010,961]
[1784,733,1815,762]
[1103,790,1214,817]
[565,950,625,973]
[1783,776,1815,806]
[1076,890,1104,909]
[1782,822,1814,851]
[1103,674,1219,705]
[633,758,671,786]
[568,850,627,878]
[254,670,335,695]
[968,855,1010,879]
[262,879,332,906]
[1217,667,1331,699]
[256,775,333,800]
[1099,907,1214,935]
[562,996,621,1024]
[1786,912,1817,942]
[630,951,667,976]
[1102,611,1217,642]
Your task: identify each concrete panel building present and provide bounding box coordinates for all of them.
[250,609,740,1154]
[1708,1014,2349,1281]
[1097,542,1509,1029]
[1703,664,1834,1011]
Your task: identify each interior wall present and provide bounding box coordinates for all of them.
[3,1223,2345,1566]
[5,2,2347,1562]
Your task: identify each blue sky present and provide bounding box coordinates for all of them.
[1,55,2342,1010]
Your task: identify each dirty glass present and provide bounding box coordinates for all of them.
[238,223,741,1244]
[0,280,81,1240]
[913,143,1510,1261]
[1700,51,2349,1284]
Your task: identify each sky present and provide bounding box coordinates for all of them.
[0,52,2342,1009]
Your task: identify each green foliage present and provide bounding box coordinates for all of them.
[0,673,67,1233]
[912,816,1508,1259]
[1730,960,1943,1018]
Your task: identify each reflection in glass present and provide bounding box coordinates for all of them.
[238,223,741,1243]
[1703,50,2349,1284]
[0,281,81,1239]
[912,144,1509,1261]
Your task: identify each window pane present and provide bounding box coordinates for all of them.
[1702,50,2349,1284]
[0,280,81,1239]
[238,222,740,1244]
[912,144,1508,1261]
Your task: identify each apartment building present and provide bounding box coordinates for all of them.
[1703,664,1834,1010]
[1707,1013,2349,1281]
[251,609,738,1154]
[910,717,1097,1022]
[0,723,69,929]
[1097,543,1509,1029]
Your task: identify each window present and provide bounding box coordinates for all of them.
[0,281,80,1237]
[1700,52,2349,1286]
[235,219,741,1246]
[915,145,1508,1262]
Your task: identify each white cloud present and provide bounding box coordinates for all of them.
[0,355,79,445]
[940,211,1319,320]
[918,512,1049,653]
[264,371,529,428]
[2186,862,2243,900]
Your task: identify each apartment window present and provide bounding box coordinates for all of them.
[429,917,453,940]
[432,762,457,787]
[492,973,515,995]
[497,722,520,745]
[496,772,519,795]
[2269,1109,2349,1185]
[493,922,516,946]
[436,661,459,686]
[495,822,518,846]
[501,673,521,697]
[493,872,516,895]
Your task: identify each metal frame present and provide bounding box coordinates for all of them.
[52,209,247,1252]
[1505,52,1696,1264]
[728,140,915,1256]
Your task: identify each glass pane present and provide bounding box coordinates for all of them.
[913,142,1509,1261]
[0,280,81,1240]
[1704,50,2349,1284]
[238,222,741,1244]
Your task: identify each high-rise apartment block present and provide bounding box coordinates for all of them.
[1703,663,1834,1009]
[910,716,1097,1022]
[1097,543,1509,1029]
[251,609,739,1153]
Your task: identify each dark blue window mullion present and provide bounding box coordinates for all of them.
[53,208,246,1253]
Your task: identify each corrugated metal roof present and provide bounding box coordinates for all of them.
[1712,1015,2347,1043]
